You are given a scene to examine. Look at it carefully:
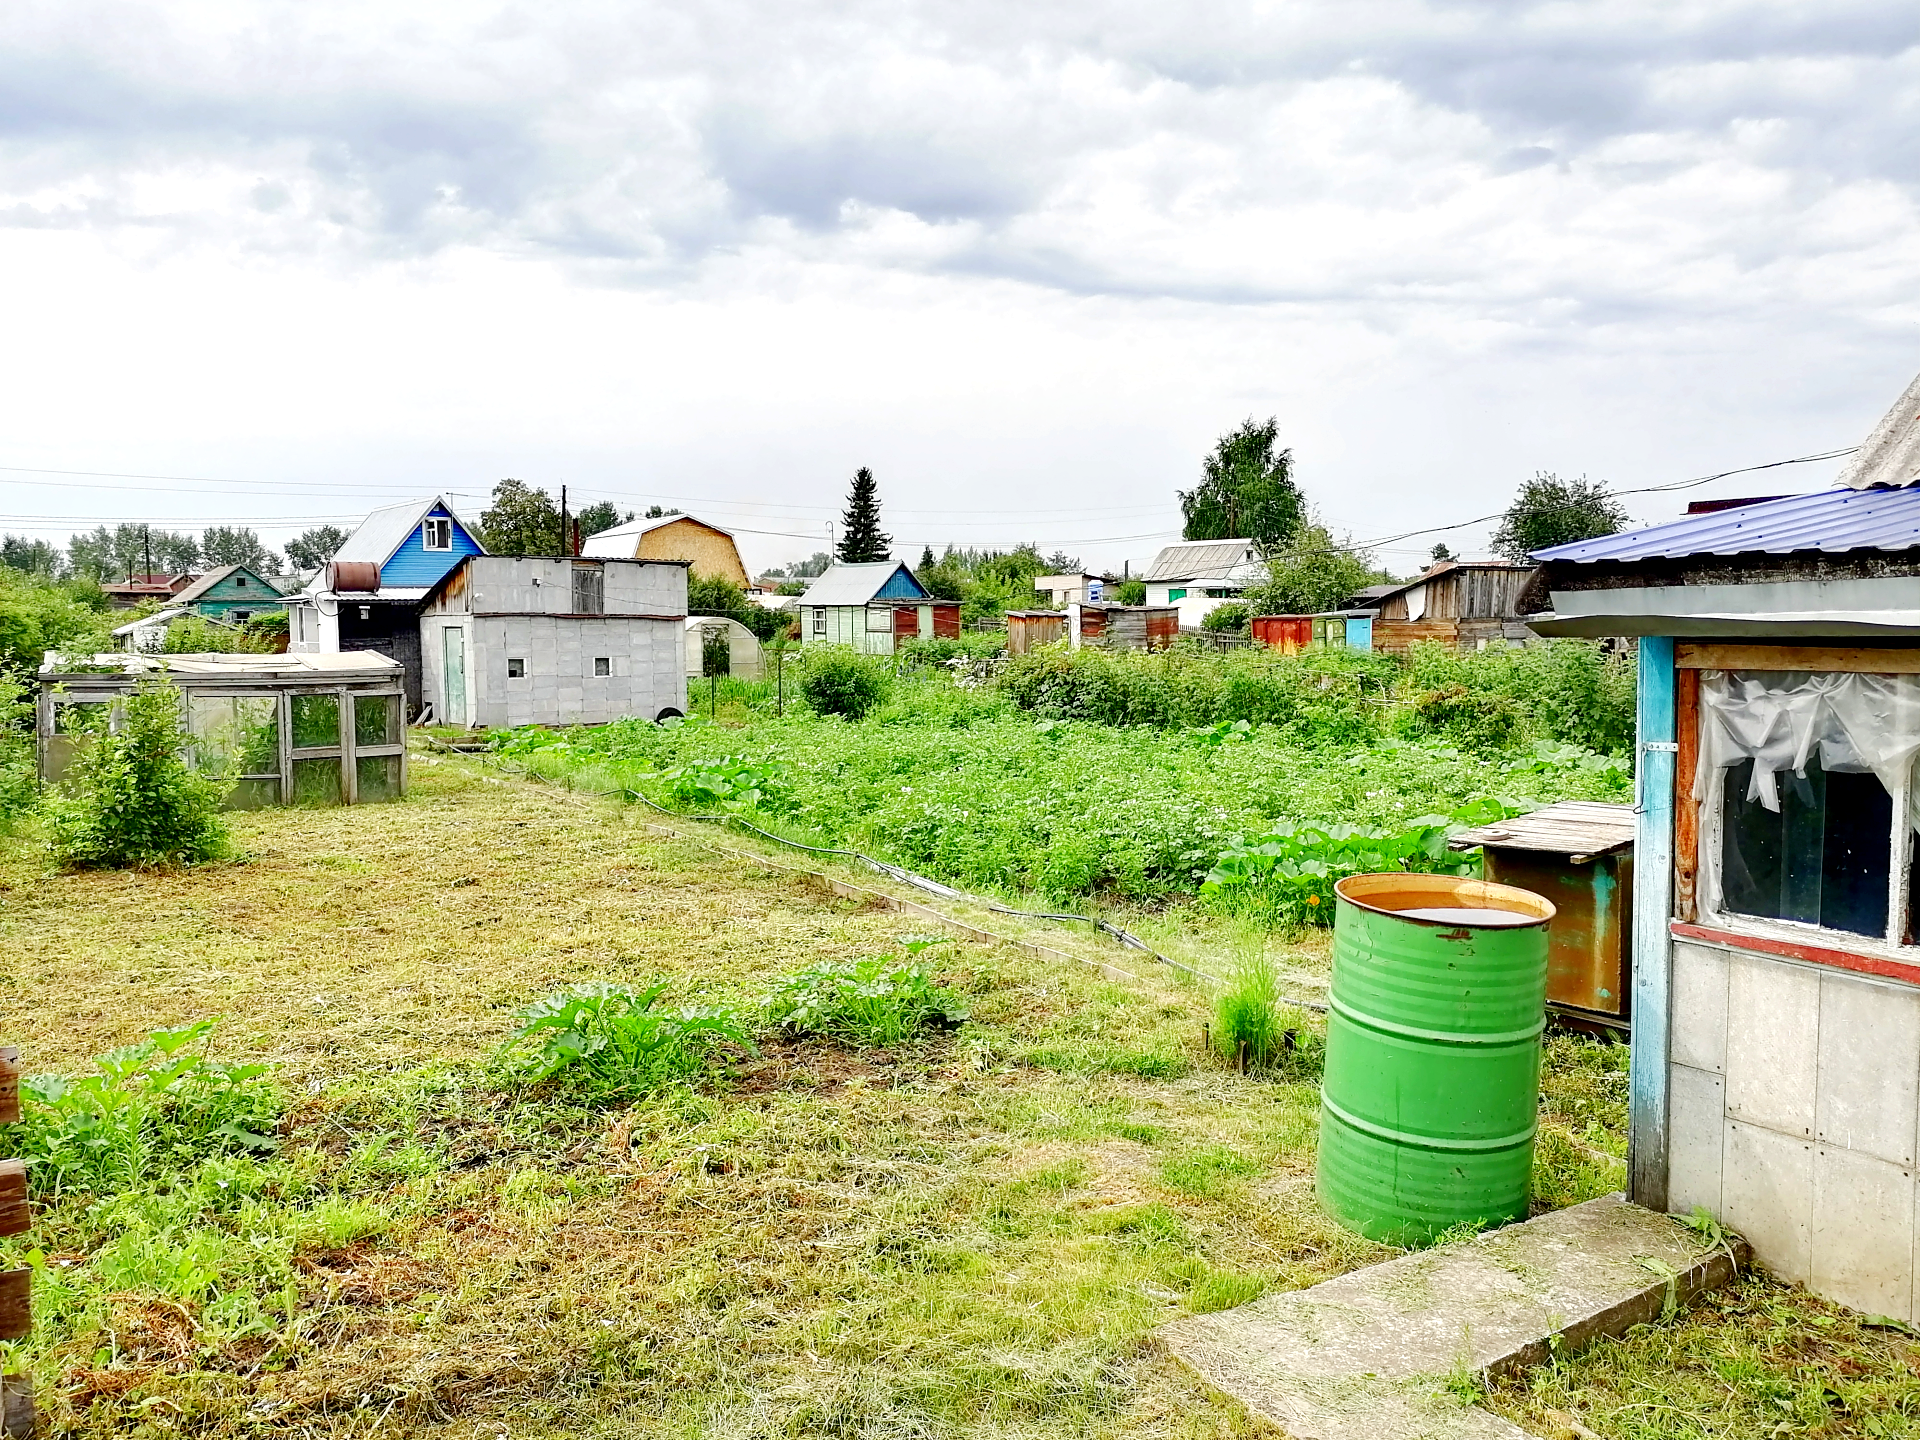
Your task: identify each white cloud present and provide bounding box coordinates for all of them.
[0,0,1916,569]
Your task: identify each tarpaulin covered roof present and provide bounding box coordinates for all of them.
[1532,484,1920,564]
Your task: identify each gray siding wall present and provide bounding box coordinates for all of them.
[429,558,686,618]
[1668,937,1920,1319]
[460,615,685,728]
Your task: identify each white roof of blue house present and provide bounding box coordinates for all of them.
[330,495,484,568]
[796,562,930,606]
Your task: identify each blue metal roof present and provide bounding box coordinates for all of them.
[1532,485,1920,564]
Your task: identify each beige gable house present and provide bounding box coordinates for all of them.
[582,515,750,588]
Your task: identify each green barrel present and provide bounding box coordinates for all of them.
[1317,872,1555,1245]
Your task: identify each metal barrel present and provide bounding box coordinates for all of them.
[1317,873,1555,1245]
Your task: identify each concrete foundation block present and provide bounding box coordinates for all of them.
[1160,1195,1743,1440]
[1668,1063,1726,1219]
[1817,973,1920,1167]
[1722,1119,1814,1286]
[1725,955,1819,1138]
[1813,1146,1914,1320]
[1670,942,1729,1074]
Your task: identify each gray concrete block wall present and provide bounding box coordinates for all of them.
[466,614,684,728]
[1669,937,1920,1318]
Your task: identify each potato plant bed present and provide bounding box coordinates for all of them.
[0,753,1641,1437]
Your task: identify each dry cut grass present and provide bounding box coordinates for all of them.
[2,751,1391,1439]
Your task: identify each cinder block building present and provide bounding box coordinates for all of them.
[1527,366,1920,1321]
[419,556,689,728]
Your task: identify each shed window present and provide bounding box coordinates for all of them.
[572,564,604,614]
[812,608,825,636]
[866,606,892,632]
[594,656,611,677]
[508,657,526,678]
[423,516,452,551]
[1700,670,1920,945]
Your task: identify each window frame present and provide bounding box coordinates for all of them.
[507,657,526,679]
[1684,652,1919,957]
[865,605,893,633]
[593,656,612,677]
[423,516,453,552]
[811,607,825,636]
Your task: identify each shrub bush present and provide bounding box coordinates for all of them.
[1397,640,1634,754]
[44,675,230,868]
[12,1021,281,1200]
[997,645,1391,743]
[1201,602,1250,633]
[796,645,892,720]
[0,667,35,825]
[499,982,749,1101]
[765,941,968,1048]
[161,615,275,654]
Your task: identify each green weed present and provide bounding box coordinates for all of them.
[498,981,750,1100]
[8,1020,280,1200]
[764,939,969,1048]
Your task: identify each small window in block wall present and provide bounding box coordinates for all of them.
[594,657,611,677]
[508,658,526,678]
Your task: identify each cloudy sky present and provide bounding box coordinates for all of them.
[2,0,1917,574]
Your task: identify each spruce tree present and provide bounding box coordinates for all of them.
[836,467,892,563]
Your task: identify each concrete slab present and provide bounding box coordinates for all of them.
[1159,1194,1744,1440]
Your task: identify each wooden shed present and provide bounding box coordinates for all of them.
[1369,561,1537,653]
[1005,611,1066,655]
[1451,801,1635,1028]
[1070,603,1178,650]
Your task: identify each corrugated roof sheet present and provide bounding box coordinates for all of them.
[1837,369,1920,490]
[795,562,929,606]
[1141,538,1266,583]
[1531,485,1920,564]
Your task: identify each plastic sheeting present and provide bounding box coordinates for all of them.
[1695,670,1920,824]
[1695,670,1920,931]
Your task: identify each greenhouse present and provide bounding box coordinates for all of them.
[36,651,407,807]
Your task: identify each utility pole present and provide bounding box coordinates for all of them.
[559,485,568,559]
[143,524,152,583]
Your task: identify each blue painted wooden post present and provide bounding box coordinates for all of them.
[1630,636,1676,1212]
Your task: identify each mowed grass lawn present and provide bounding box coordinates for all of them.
[2,750,1404,1439]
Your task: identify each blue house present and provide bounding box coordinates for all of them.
[286,496,487,714]
[795,561,957,653]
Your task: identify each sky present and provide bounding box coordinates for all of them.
[2,0,1917,576]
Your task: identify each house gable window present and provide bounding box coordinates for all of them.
[423,516,453,551]
[1700,669,1920,947]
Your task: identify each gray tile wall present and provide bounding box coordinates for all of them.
[1670,938,1920,1318]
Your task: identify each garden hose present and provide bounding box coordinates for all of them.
[430,736,1329,1013]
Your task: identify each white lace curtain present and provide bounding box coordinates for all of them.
[1694,669,1920,829]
